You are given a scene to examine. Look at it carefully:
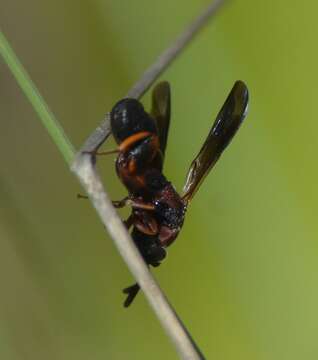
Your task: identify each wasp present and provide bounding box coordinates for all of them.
[99,80,248,306]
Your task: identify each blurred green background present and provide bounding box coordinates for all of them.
[1,0,318,359]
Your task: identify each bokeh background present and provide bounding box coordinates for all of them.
[1,0,318,359]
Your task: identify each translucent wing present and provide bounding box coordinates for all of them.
[151,81,171,165]
[182,80,249,202]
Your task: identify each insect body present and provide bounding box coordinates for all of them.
[107,81,249,306]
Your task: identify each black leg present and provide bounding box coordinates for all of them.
[77,193,88,199]
[122,283,140,307]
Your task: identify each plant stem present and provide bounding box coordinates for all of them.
[72,1,227,359]
[0,30,75,165]
[0,0,227,358]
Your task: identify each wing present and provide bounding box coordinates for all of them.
[151,81,171,166]
[182,80,249,202]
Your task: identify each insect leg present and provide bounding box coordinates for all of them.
[112,197,130,208]
[77,193,88,199]
[113,197,155,211]
[123,214,135,230]
[123,283,140,307]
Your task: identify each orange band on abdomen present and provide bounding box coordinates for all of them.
[118,131,152,152]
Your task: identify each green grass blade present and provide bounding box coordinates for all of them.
[0,30,75,165]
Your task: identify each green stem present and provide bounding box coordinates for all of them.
[0,30,75,165]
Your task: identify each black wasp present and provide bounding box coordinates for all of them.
[100,80,248,306]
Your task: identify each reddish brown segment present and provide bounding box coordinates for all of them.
[158,226,179,247]
[134,211,159,235]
